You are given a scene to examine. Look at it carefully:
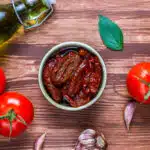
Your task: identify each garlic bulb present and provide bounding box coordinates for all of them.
[75,129,107,150]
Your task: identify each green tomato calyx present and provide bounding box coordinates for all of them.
[0,109,27,138]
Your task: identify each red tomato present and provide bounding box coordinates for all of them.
[0,92,34,137]
[127,62,150,104]
[0,68,6,94]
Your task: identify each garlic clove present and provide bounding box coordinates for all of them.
[34,132,47,150]
[86,144,96,148]
[79,133,94,141]
[81,129,96,137]
[81,147,89,150]
[80,138,96,146]
[124,101,136,131]
[96,133,107,149]
[75,143,91,150]
[75,142,82,150]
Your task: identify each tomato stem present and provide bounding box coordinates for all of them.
[144,90,150,100]
[17,114,27,126]
[0,116,7,119]
[134,75,150,86]
[0,109,27,137]
[134,75,150,101]
[0,109,16,120]
[0,109,16,137]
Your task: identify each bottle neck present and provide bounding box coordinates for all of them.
[14,0,43,14]
[12,0,54,30]
[12,1,29,25]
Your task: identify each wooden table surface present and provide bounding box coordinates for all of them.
[0,0,150,150]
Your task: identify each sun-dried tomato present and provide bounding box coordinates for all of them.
[43,61,62,102]
[79,48,88,56]
[82,56,102,95]
[64,91,90,107]
[63,95,77,107]
[43,48,102,107]
[89,57,102,94]
[61,81,70,96]
[68,59,88,97]
[51,52,81,85]
[74,90,90,107]
[89,72,101,94]
[82,70,91,94]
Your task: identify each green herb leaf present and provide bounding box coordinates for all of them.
[98,15,124,51]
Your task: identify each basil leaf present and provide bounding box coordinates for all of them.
[98,15,124,51]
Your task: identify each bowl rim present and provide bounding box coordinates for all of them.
[38,41,107,111]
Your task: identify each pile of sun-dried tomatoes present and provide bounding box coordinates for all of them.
[43,48,102,107]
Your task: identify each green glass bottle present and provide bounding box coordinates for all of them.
[0,0,55,50]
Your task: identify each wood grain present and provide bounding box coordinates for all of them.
[0,0,150,150]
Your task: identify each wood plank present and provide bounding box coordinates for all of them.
[0,0,150,149]
[0,44,150,149]
[14,0,150,45]
[1,0,150,45]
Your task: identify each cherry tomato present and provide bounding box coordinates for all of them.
[0,68,6,94]
[0,92,34,137]
[127,62,150,104]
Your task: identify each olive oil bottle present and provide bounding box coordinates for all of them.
[0,0,55,50]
